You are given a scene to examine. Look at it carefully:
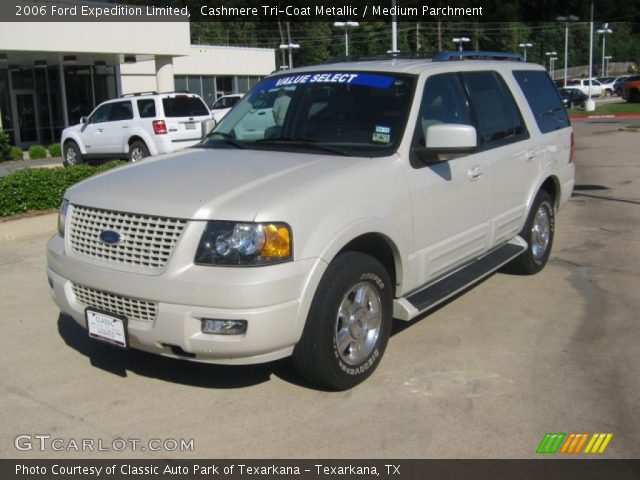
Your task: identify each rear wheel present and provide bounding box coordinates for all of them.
[128,141,149,162]
[292,252,393,390]
[629,90,640,103]
[505,190,555,275]
[63,141,82,166]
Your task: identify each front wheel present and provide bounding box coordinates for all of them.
[128,141,149,162]
[292,252,393,390]
[63,141,82,166]
[505,190,555,275]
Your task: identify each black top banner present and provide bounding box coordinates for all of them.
[5,0,640,22]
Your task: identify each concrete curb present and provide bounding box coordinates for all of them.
[0,213,57,242]
[570,112,640,120]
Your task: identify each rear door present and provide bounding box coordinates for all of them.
[461,71,535,247]
[161,95,211,144]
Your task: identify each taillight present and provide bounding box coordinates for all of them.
[569,131,575,164]
[153,120,167,134]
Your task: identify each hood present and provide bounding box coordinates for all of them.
[66,147,365,220]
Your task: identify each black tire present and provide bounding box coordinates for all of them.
[630,90,640,103]
[128,141,149,162]
[505,190,555,275]
[63,141,82,166]
[292,252,393,390]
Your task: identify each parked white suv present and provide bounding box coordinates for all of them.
[566,78,604,97]
[48,53,575,390]
[61,92,212,165]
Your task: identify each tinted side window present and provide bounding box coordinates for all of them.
[462,71,527,147]
[513,70,570,133]
[109,101,133,121]
[162,97,209,117]
[90,103,112,124]
[137,99,156,118]
[417,73,472,142]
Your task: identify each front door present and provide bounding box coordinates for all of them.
[11,90,40,146]
[406,73,490,286]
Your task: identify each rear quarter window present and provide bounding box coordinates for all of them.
[513,70,570,133]
[162,97,209,118]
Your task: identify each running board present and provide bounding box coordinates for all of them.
[393,237,527,321]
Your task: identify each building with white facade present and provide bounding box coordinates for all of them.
[0,21,275,147]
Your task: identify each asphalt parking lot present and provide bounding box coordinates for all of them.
[1,118,639,459]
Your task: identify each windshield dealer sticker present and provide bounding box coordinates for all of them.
[372,125,391,144]
[259,72,395,91]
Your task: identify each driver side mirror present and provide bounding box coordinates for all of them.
[415,124,477,163]
[425,124,477,151]
[80,116,88,124]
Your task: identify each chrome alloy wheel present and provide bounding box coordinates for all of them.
[531,204,551,260]
[334,282,382,366]
[130,147,145,162]
[65,147,77,165]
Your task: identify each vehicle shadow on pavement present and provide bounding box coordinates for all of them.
[57,313,313,390]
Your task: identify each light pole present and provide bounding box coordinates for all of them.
[279,43,300,69]
[519,42,533,61]
[452,37,470,52]
[557,15,579,87]
[586,0,595,112]
[597,23,613,76]
[334,21,359,57]
[546,51,558,78]
[604,55,612,76]
[278,45,288,69]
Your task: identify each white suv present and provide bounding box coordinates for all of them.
[61,92,212,165]
[48,53,575,390]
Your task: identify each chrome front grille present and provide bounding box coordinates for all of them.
[68,205,187,271]
[72,283,157,323]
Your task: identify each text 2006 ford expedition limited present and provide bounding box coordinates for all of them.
[47,53,575,390]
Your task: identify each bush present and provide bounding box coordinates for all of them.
[48,143,62,157]
[0,160,126,217]
[0,130,11,160]
[28,144,48,160]
[10,147,23,161]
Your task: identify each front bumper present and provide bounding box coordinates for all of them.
[47,234,327,365]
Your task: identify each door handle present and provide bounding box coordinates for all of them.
[122,124,129,129]
[468,166,483,181]
[257,111,266,116]
[526,151,536,162]
[97,128,104,133]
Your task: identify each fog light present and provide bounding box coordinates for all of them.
[201,319,247,335]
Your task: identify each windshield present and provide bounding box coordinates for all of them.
[202,71,416,156]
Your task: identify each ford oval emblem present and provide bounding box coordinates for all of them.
[99,230,121,245]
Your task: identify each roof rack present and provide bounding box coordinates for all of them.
[120,91,158,98]
[325,52,435,64]
[120,90,191,98]
[433,51,524,62]
[322,50,523,65]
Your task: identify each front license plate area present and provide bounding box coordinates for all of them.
[85,308,129,349]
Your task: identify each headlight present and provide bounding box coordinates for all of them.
[195,221,292,266]
[57,199,69,237]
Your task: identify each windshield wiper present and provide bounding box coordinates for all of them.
[541,106,567,122]
[205,131,246,149]
[253,137,352,156]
